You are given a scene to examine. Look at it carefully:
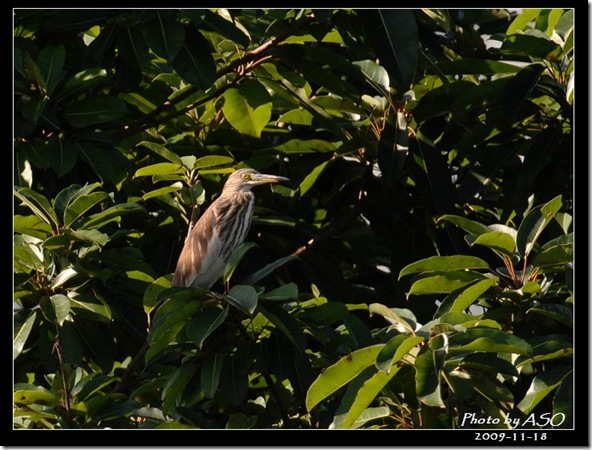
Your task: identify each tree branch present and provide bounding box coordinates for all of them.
[116,15,315,140]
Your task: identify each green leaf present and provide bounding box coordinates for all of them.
[117,25,149,68]
[222,80,272,138]
[274,139,338,154]
[466,231,516,257]
[14,187,59,230]
[357,10,418,88]
[68,291,112,322]
[143,275,174,314]
[435,278,499,318]
[14,388,59,407]
[377,113,409,190]
[171,27,216,89]
[399,255,490,278]
[14,311,37,360]
[443,369,474,400]
[51,267,78,290]
[340,366,401,429]
[507,9,541,35]
[517,195,563,258]
[552,374,573,428]
[54,183,101,222]
[201,354,224,399]
[56,68,111,102]
[459,353,519,378]
[533,244,573,268]
[258,303,305,352]
[503,64,545,122]
[219,352,248,406]
[517,366,571,414]
[41,294,71,326]
[14,235,45,272]
[501,34,561,60]
[276,109,314,125]
[242,255,295,285]
[64,228,109,246]
[409,137,456,216]
[224,285,258,316]
[64,191,110,227]
[81,203,146,230]
[162,361,198,415]
[194,155,235,170]
[137,141,183,165]
[375,334,425,373]
[449,329,531,355]
[146,300,201,362]
[199,9,250,48]
[37,44,65,95]
[348,406,391,429]
[415,347,445,407]
[299,159,331,197]
[306,344,383,411]
[64,97,128,127]
[142,184,183,201]
[14,215,53,239]
[186,306,229,349]
[143,10,185,61]
[134,162,184,178]
[408,271,488,296]
[260,282,299,302]
[223,242,257,283]
[369,303,417,334]
[438,214,490,236]
[436,59,521,75]
[353,59,390,97]
[526,303,572,327]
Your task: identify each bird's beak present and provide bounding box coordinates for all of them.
[252,173,290,185]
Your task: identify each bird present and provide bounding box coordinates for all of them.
[172,168,289,289]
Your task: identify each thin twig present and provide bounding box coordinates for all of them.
[53,336,72,425]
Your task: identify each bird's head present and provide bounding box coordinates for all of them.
[224,168,289,193]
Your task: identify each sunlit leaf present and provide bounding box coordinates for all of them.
[14,187,59,230]
[222,80,272,138]
[375,334,424,372]
[14,312,37,360]
[399,255,490,278]
[306,344,383,411]
[466,231,516,257]
[435,278,498,318]
[408,271,488,296]
[517,366,571,414]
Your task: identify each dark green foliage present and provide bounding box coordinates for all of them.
[14,8,573,430]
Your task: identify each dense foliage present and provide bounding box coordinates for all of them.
[14,8,573,431]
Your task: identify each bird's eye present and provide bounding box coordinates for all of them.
[241,173,251,181]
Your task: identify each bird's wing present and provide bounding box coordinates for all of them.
[172,206,224,288]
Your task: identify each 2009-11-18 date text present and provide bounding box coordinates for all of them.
[474,432,547,442]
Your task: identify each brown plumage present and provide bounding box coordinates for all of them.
[172,168,289,289]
